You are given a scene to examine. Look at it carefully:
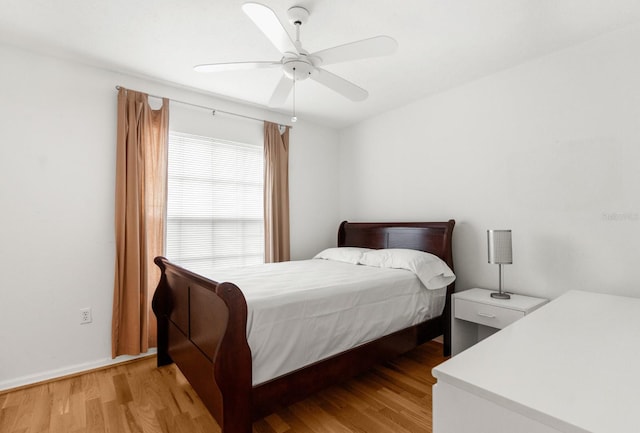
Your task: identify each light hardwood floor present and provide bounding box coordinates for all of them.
[0,341,447,433]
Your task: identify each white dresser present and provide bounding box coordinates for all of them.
[433,290,640,433]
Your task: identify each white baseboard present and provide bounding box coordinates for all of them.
[0,348,157,392]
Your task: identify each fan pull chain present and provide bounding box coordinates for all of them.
[291,68,297,123]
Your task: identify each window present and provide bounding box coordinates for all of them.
[166,131,264,274]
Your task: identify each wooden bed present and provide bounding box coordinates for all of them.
[152,220,455,433]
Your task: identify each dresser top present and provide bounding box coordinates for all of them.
[434,290,640,433]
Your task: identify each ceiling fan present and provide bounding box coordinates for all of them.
[194,2,398,108]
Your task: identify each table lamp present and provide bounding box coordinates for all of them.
[487,229,512,299]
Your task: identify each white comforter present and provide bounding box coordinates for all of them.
[204,259,447,385]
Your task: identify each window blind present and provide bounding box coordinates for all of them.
[166,131,264,275]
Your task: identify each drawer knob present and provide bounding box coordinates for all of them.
[477,312,496,318]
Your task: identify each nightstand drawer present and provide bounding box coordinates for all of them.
[455,298,524,329]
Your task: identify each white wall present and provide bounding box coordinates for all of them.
[289,120,343,259]
[0,43,339,390]
[339,23,640,301]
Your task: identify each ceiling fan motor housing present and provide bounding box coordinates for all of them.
[283,57,315,80]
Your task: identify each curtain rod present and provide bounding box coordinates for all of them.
[115,86,292,128]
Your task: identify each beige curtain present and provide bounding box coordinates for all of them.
[112,87,169,357]
[264,122,290,263]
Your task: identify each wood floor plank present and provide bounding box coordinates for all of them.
[376,387,431,425]
[113,373,134,404]
[263,413,290,433]
[96,372,117,405]
[29,391,52,433]
[253,418,278,433]
[193,413,221,433]
[382,362,428,389]
[318,384,372,415]
[85,397,105,433]
[314,392,395,433]
[81,372,102,403]
[103,399,126,433]
[0,405,19,433]
[1,340,447,433]
[7,390,33,433]
[289,399,352,433]
[277,407,317,433]
[375,406,425,433]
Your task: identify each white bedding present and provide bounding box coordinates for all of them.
[204,259,448,385]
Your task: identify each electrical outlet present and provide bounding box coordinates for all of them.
[80,307,92,324]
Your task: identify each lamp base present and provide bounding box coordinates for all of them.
[491,292,511,300]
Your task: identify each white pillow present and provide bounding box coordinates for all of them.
[359,248,455,290]
[313,247,373,264]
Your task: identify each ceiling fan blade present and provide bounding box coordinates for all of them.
[311,36,398,66]
[268,75,294,107]
[194,61,280,73]
[242,2,298,55]
[311,69,368,101]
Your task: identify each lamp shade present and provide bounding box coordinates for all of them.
[487,229,512,264]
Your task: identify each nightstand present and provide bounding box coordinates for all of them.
[451,288,548,356]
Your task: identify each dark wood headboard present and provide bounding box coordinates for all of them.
[337,220,455,273]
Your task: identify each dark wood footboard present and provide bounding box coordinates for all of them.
[152,257,253,433]
[152,220,455,433]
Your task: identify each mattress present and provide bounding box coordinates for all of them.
[204,258,447,385]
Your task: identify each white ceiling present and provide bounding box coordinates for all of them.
[2,0,640,128]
